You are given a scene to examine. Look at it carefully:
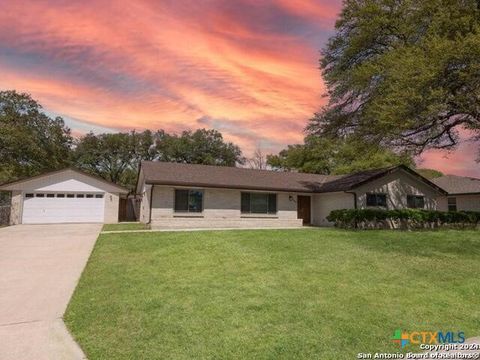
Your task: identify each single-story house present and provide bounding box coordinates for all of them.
[136,161,448,229]
[0,168,129,225]
[432,175,480,212]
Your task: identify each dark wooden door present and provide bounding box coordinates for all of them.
[119,198,127,222]
[297,196,311,225]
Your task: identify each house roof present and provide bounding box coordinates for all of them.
[315,167,397,193]
[317,165,447,194]
[432,175,480,195]
[139,161,446,195]
[0,168,129,193]
[140,161,340,193]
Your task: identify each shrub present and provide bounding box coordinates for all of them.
[327,209,480,230]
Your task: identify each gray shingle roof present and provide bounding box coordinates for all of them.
[140,162,446,194]
[432,175,480,195]
[315,167,397,193]
[140,161,340,193]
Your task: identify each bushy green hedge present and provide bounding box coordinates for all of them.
[327,209,480,230]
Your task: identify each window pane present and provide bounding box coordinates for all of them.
[251,193,268,213]
[95,194,104,198]
[241,193,250,213]
[188,191,203,212]
[268,194,277,214]
[76,194,85,198]
[366,194,377,206]
[407,195,415,208]
[56,194,65,198]
[448,198,457,211]
[416,196,425,209]
[448,197,457,205]
[174,190,189,212]
[25,193,34,198]
[377,194,387,207]
[67,194,75,198]
[36,193,44,197]
[46,194,55,198]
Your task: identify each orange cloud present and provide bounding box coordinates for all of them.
[0,0,330,154]
[1,0,478,175]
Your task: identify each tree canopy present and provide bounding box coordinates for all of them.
[73,128,244,190]
[416,168,444,179]
[267,135,414,175]
[155,129,244,167]
[73,130,156,189]
[0,89,246,189]
[0,90,73,183]
[308,0,480,153]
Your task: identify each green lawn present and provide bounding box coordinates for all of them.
[65,229,480,360]
[101,222,149,231]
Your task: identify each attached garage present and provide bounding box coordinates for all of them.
[0,168,129,225]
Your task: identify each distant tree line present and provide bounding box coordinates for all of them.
[0,90,445,193]
[0,91,244,191]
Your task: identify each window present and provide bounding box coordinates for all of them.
[86,194,94,198]
[46,194,55,198]
[25,193,34,198]
[448,197,457,212]
[174,189,203,213]
[56,194,65,198]
[366,193,387,207]
[95,194,104,198]
[35,193,45,198]
[407,195,425,209]
[67,194,75,198]
[76,194,85,198]
[241,192,277,214]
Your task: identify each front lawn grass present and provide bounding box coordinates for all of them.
[65,229,480,360]
[101,222,149,232]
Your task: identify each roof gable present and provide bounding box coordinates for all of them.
[0,168,129,194]
[318,165,447,195]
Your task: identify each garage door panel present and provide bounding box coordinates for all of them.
[22,195,105,224]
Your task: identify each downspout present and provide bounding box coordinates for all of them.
[148,184,153,224]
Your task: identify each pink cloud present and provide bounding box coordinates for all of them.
[419,141,480,178]
[0,0,477,177]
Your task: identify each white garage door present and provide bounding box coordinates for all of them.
[22,192,105,224]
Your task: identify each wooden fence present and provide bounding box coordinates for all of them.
[0,206,10,226]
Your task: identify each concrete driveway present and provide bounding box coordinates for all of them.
[0,224,102,360]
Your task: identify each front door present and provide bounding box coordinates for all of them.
[297,196,311,225]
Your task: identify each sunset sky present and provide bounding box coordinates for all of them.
[0,0,478,177]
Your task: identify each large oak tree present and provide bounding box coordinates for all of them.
[0,90,73,183]
[74,129,244,191]
[308,0,480,153]
[267,135,414,175]
[73,130,156,190]
[154,129,244,167]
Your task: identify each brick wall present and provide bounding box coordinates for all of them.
[149,186,303,229]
